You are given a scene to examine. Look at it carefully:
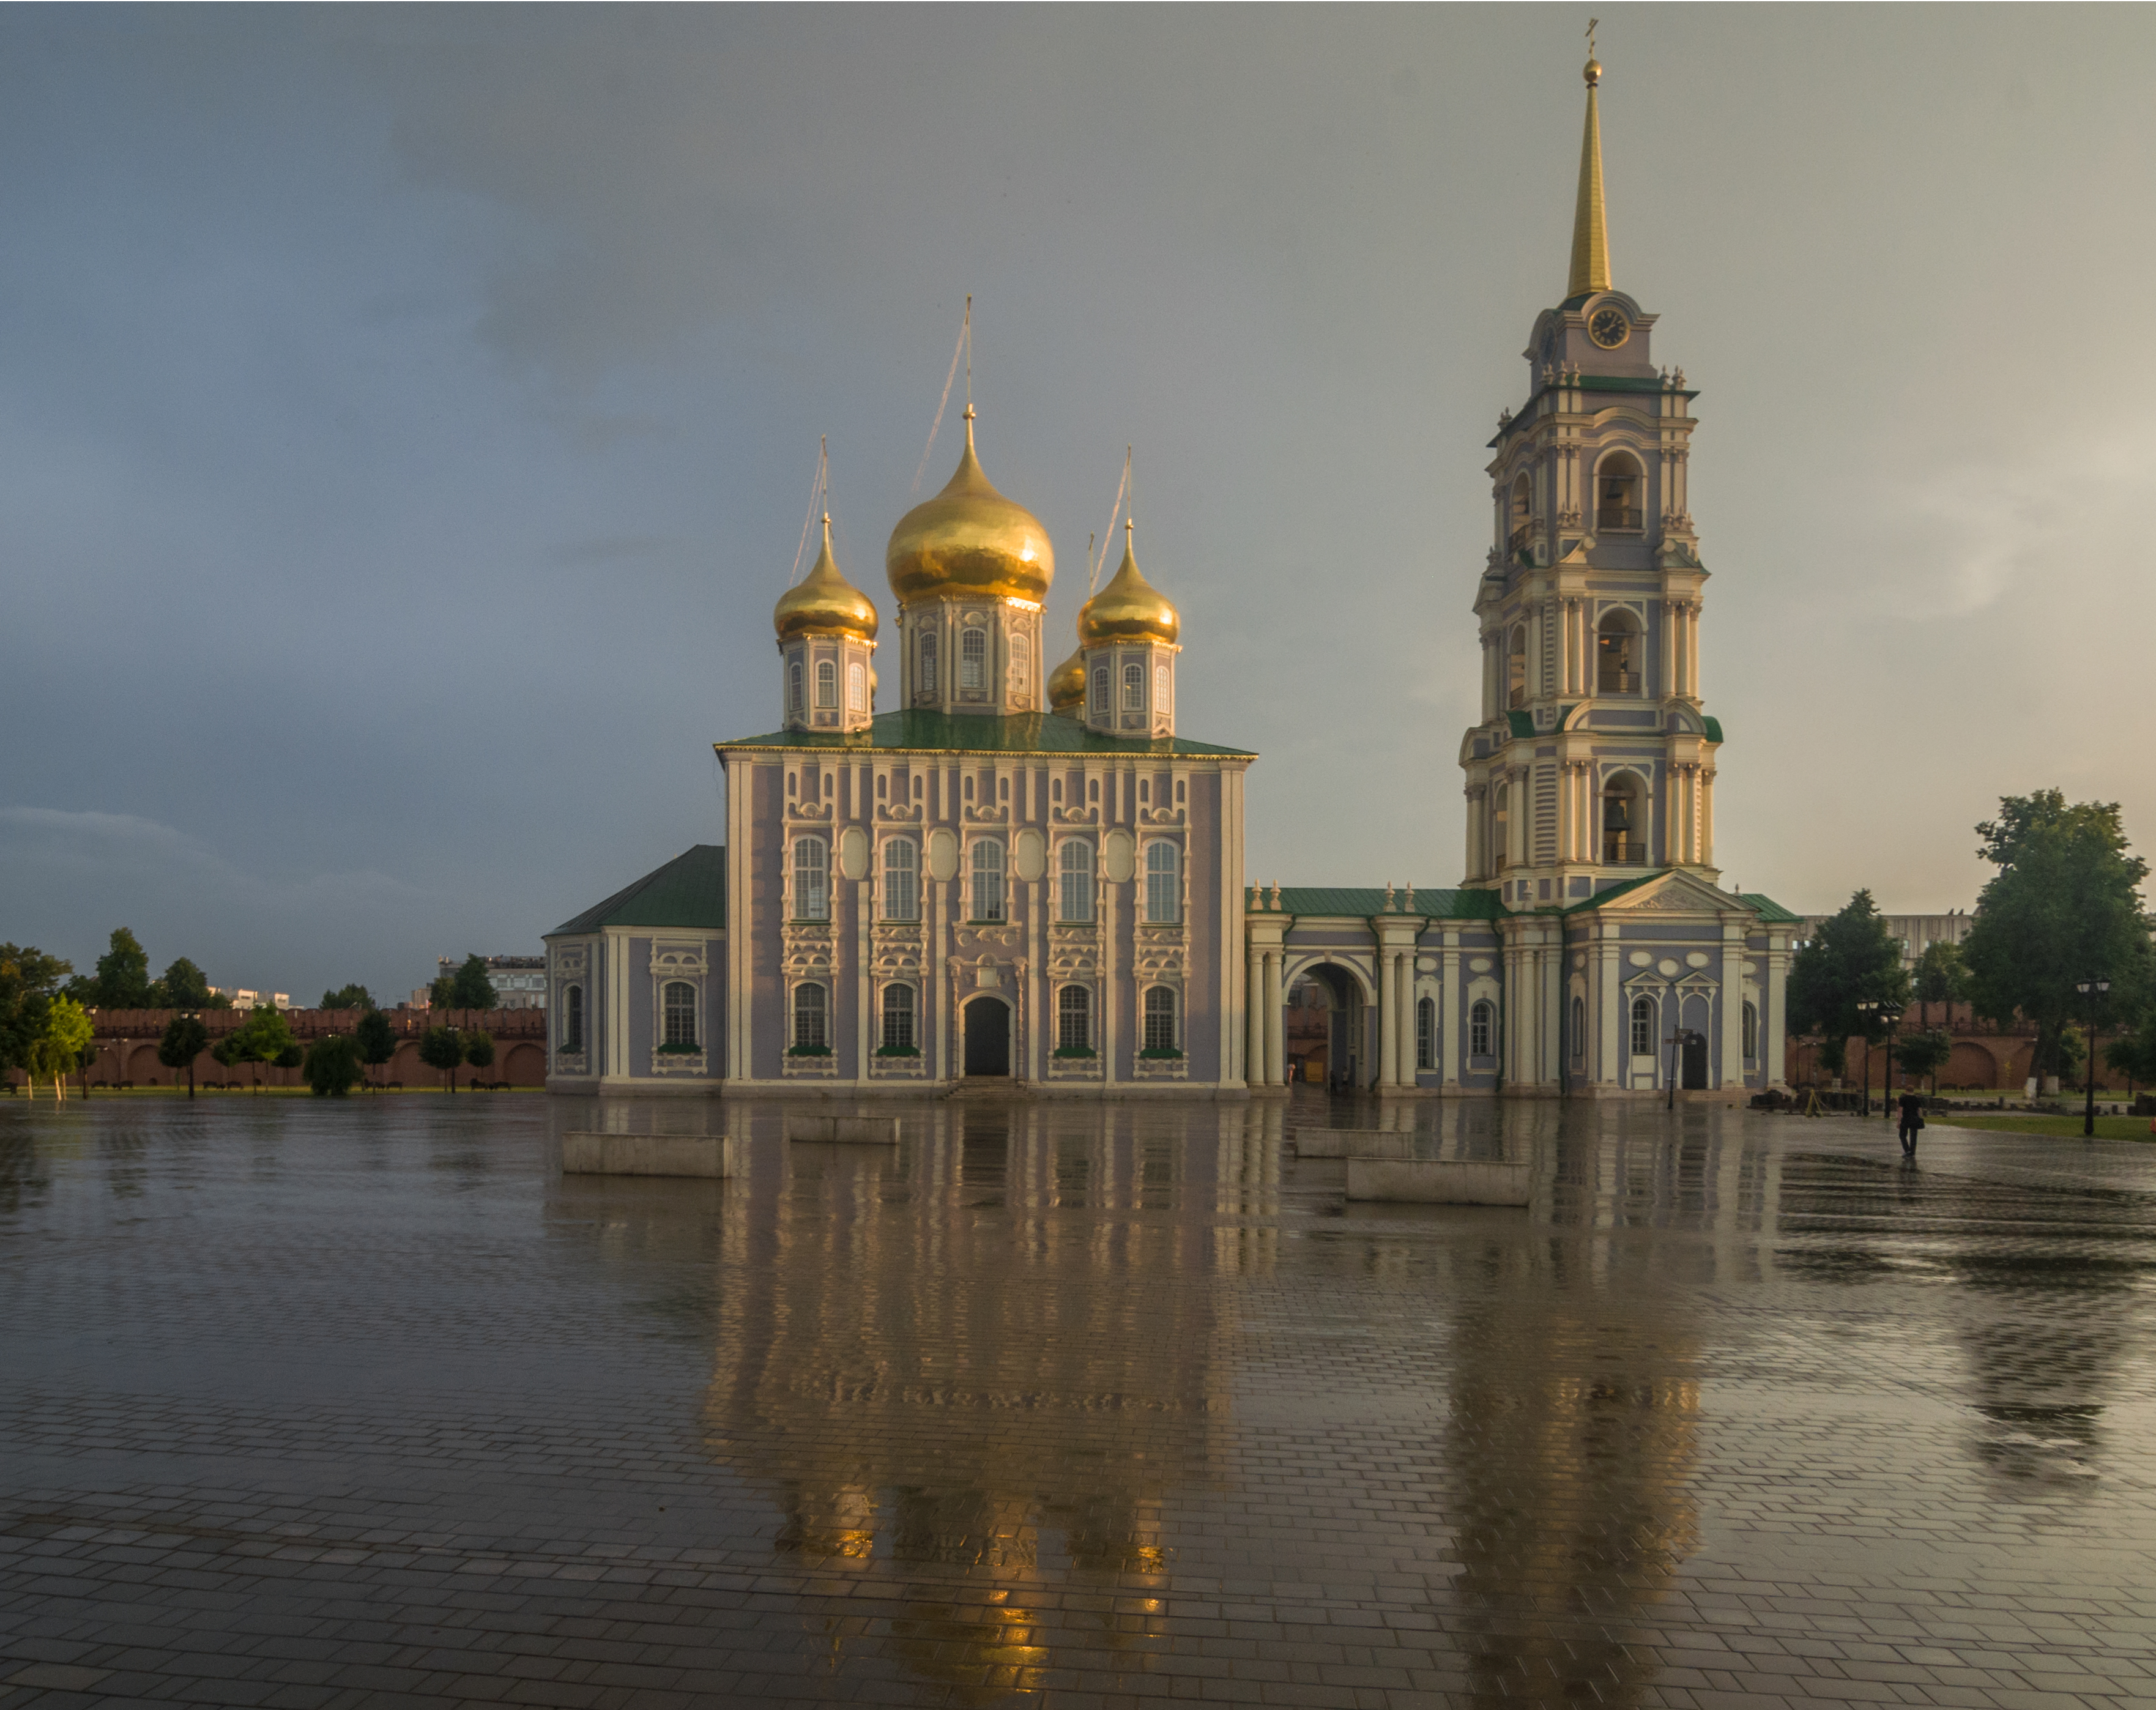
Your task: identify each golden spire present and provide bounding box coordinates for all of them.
[1566,26,1611,300]
[1078,521,1179,647]
[775,513,879,643]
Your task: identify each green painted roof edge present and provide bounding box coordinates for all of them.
[1741,893,1800,923]
[549,844,727,936]
[1703,715,1725,743]
[1505,710,1535,738]
[715,708,1254,759]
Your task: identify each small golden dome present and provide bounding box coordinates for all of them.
[775,516,879,644]
[1078,527,1179,647]
[1047,641,1085,713]
[885,412,1054,608]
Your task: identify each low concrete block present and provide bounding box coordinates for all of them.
[787,1114,901,1146]
[1295,1128,1416,1159]
[1345,1158,1531,1205]
[560,1132,740,1178]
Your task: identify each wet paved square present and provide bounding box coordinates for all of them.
[5,1094,2156,1709]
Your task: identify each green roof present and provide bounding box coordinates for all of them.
[1506,710,1535,739]
[716,709,1253,759]
[1558,869,1799,921]
[1269,887,1507,921]
[1742,893,1799,923]
[549,844,727,936]
[1703,715,1725,743]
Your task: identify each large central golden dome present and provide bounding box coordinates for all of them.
[885,412,1054,608]
[1078,527,1179,647]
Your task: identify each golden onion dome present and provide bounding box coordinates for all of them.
[885,411,1054,608]
[774,516,879,644]
[1077,526,1179,647]
[1047,641,1085,713]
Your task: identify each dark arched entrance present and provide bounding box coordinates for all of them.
[1287,962,1368,1091]
[963,997,1010,1077]
[1681,1030,1709,1089]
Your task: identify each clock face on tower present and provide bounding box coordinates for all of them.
[1588,307,1629,349]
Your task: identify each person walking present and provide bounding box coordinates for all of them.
[1898,1089,1925,1157]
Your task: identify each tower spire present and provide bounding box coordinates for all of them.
[1566,26,1611,300]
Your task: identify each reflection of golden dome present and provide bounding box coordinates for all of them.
[1078,527,1178,646]
[885,412,1053,608]
[775,516,879,644]
[1047,641,1085,713]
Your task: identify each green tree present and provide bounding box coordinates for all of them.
[1913,940,1972,1031]
[0,943,72,1088]
[447,955,498,1012]
[210,1035,239,1083]
[154,956,219,1009]
[354,1009,397,1090]
[1895,1028,1952,1093]
[463,1029,496,1085]
[304,1033,363,1096]
[2107,1011,2156,1093]
[28,995,94,1101]
[1786,890,1911,1079]
[157,1014,210,1098]
[68,928,154,1010]
[228,1006,299,1093]
[274,1043,305,1072]
[320,984,374,1011]
[1962,791,2153,1086]
[419,1026,464,1092]
[429,972,456,1009]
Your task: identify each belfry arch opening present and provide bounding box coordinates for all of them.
[1507,474,1532,554]
[1285,963,1369,1091]
[1507,626,1527,708]
[1596,609,1640,694]
[1601,770,1648,866]
[1595,451,1643,532]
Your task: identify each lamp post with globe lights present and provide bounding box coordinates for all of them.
[2076,978,2111,1138]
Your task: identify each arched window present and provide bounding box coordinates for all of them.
[1057,984,1091,1051]
[560,984,583,1053]
[1122,661,1143,710]
[662,981,697,1049]
[1416,996,1436,1071]
[1601,771,1646,866]
[970,839,1006,922]
[1743,1000,1760,1060]
[793,983,827,1050]
[1507,473,1532,552]
[920,631,939,693]
[815,660,837,708]
[881,984,915,1053]
[1492,784,1511,872]
[787,661,803,715]
[1090,666,1109,715]
[1596,452,1643,532]
[882,838,918,921]
[1571,995,1585,1063]
[1010,633,1030,694]
[1507,626,1528,708]
[1145,841,1180,924]
[1470,999,1494,1060]
[1142,986,1178,1054]
[1154,663,1171,713]
[1058,838,1094,923]
[1630,995,1656,1058]
[847,661,866,712]
[961,626,986,690]
[1596,610,1640,694]
[794,838,828,921]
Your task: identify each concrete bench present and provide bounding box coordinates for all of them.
[560,1132,741,1178]
[1345,1159,1531,1205]
[1293,1128,1418,1159]
[786,1115,901,1146]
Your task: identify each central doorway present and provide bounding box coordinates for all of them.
[1682,1029,1709,1089]
[963,997,1011,1077]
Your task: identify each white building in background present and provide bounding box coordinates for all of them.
[429,955,548,1009]
[1794,910,1973,971]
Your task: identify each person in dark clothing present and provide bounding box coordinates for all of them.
[1898,1090,1925,1155]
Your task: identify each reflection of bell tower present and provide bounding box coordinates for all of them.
[1459,48,1724,909]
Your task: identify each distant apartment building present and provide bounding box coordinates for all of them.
[426,955,548,1010]
[209,987,291,1011]
[1794,910,1972,970]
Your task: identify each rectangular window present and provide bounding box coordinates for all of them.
[794,838,828,921]
[881,984,915,1052]
[970,840,1005,921]
[663,981,697,1048]
[1090,667,1108,715]
[961,628,986,689]
[882,839,918,921]
[815,660,836,708]
[1058,839,1094,923]
[1011,633,1030,694]
[1143,986,1177,1053]
[847,661,866,712]
[1470,1001,1492,1058]
[920,631,938,693]
[1630,998,1654,1057]
[1058,984,1090,1050]
[1416,997,1435,1071]
[1144,841,1180,924]
[1123,661,1143,710]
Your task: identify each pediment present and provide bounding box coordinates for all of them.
[1589,870,1746,916]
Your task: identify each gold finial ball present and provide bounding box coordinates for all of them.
[1583,56,1602,86]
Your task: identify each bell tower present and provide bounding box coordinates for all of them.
[1457,48,1722,910]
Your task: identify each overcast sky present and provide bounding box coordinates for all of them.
[4,6,2152,1003]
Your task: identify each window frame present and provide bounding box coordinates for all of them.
[1142,985,1178,1054]
[1144,840,1180,924]
[920,630,939,693]
[960,626,987,690]
[1090,666,1109,715]
[1057,983,1092,1052]
[792,981,828,1050]
[969,838,1006,923]
[1630,995,1656,1058]
[1122,661,1143,710]
[661,980,699,1049]
[1470,998,1493,1060]
[1416,995,1435,1071]
[794,836,830,921]
[882,838,919,921]
[787,661,803,715]
[814,659,837,709]
[1058,838,1095,923]
[880,983,916,1053]
[560,984,584,1053]
[847,661,866,712]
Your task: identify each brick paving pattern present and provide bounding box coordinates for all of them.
[4,1093,2155,1708]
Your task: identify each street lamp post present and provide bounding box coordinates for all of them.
[2076,978,2111,1139]
[1855,999,1878,1115]
[1879,1001,1904,1122]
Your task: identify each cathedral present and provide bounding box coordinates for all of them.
[545,53,1794,1100]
